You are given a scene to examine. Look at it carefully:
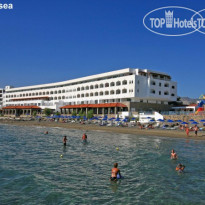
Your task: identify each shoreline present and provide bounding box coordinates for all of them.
[1,120,205,140]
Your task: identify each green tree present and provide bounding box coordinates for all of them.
[32,111,37,117]
[55,111,61,116]
[43,108,52,116]
[72,110,77,116]
[87,109,94,119]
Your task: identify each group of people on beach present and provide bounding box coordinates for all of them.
[184,124,199,137]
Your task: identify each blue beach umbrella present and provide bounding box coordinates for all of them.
[146,117,151,119]
[115,118,121,122]
[181,122,188,125]
[131,117,136,120]
[149,119,155,122]
[123,118,128,122]
[191,121,199,124]
[167,119,174,123]
[176,120,182,122]
[189,119,194,122]
[200,119,205,122]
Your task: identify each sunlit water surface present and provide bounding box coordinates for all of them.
[0,124,205,204]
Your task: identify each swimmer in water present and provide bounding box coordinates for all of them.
[82,133,87,142]
[176,163,185,172]
[45,131,48,134]
[110,163,121,181]
[63,136,67,146]
[170,149,178,160]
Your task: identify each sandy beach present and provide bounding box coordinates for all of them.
[1,120,205,140]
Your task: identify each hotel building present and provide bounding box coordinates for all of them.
[2,68,177,116]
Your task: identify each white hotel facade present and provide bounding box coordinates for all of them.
[2,68,177,116]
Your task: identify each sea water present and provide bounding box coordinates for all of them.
[0,124,205,204]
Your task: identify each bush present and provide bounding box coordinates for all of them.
[71,110,77,116]
[43,108,52,116]
[87,109,94,119]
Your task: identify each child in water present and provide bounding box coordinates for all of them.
[176,163,185,172]
[110,163,121,181]
[82,133,87,141]
[63,136,67,146]
[170,149,178,160]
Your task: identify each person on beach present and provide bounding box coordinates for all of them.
[185,127,189,136]
[63,136,67,146]
[194,125,199,136]
[110,163,121,181]
[82,133,87,141]
[176,163,185,172]
[171,149,178,160]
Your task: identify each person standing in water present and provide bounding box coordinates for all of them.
[194,125,199,136]
[170,149,178,160]
[82,133,87,142]
[63,136,67,146]
[110,163,121,181]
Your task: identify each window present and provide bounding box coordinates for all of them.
[164,91,169,95]
[81,94,84,97]
[164,83,169,87]
[100,84,104,88]
[110,82,115,87]
[77,87,80,91]
[116,81,121,86]
[105,91,109,95]
[105,83,109,87]
[81,87,84,91]
[172,86,175,89]
[95,84,98,89]
[151,81,156,85]
[86,93,89,97]
[86,86,89,90]
[159,91,161,95]
[110,90,115,95]
[95,92,98,96]
[122,80,127,85]
[100,91,103,96]
[159,83,161,87]
[62,90,65,93]
[150,89,155,94]
[116,89,121,94]
[171,93,175,96]
[90,92,94,97]
[122,89,127,93]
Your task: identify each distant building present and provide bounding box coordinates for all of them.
[0,88,4,108]
[2,68,177,116]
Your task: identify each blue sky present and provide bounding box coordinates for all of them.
[0,0,204,98]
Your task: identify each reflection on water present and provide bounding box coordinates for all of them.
[0,124,205,204]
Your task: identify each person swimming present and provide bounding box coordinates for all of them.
[110,163,121,181]
[82,133,87,142]
[176,163,185,172]
[63,136,67,146]
[45,131,48,135]
[171,149,178,160]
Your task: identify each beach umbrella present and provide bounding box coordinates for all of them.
[167,119,174,123]
[189,119,194,122]
[123,118,128,122]
[146,117,151,119]
[176,120,182,122]
[181,122,188,125]
[191,121,199,124]
[200,119,205,122]
[115,118,121,122]
[131,117,136,120]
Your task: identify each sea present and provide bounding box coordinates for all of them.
[0,124,205,204]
